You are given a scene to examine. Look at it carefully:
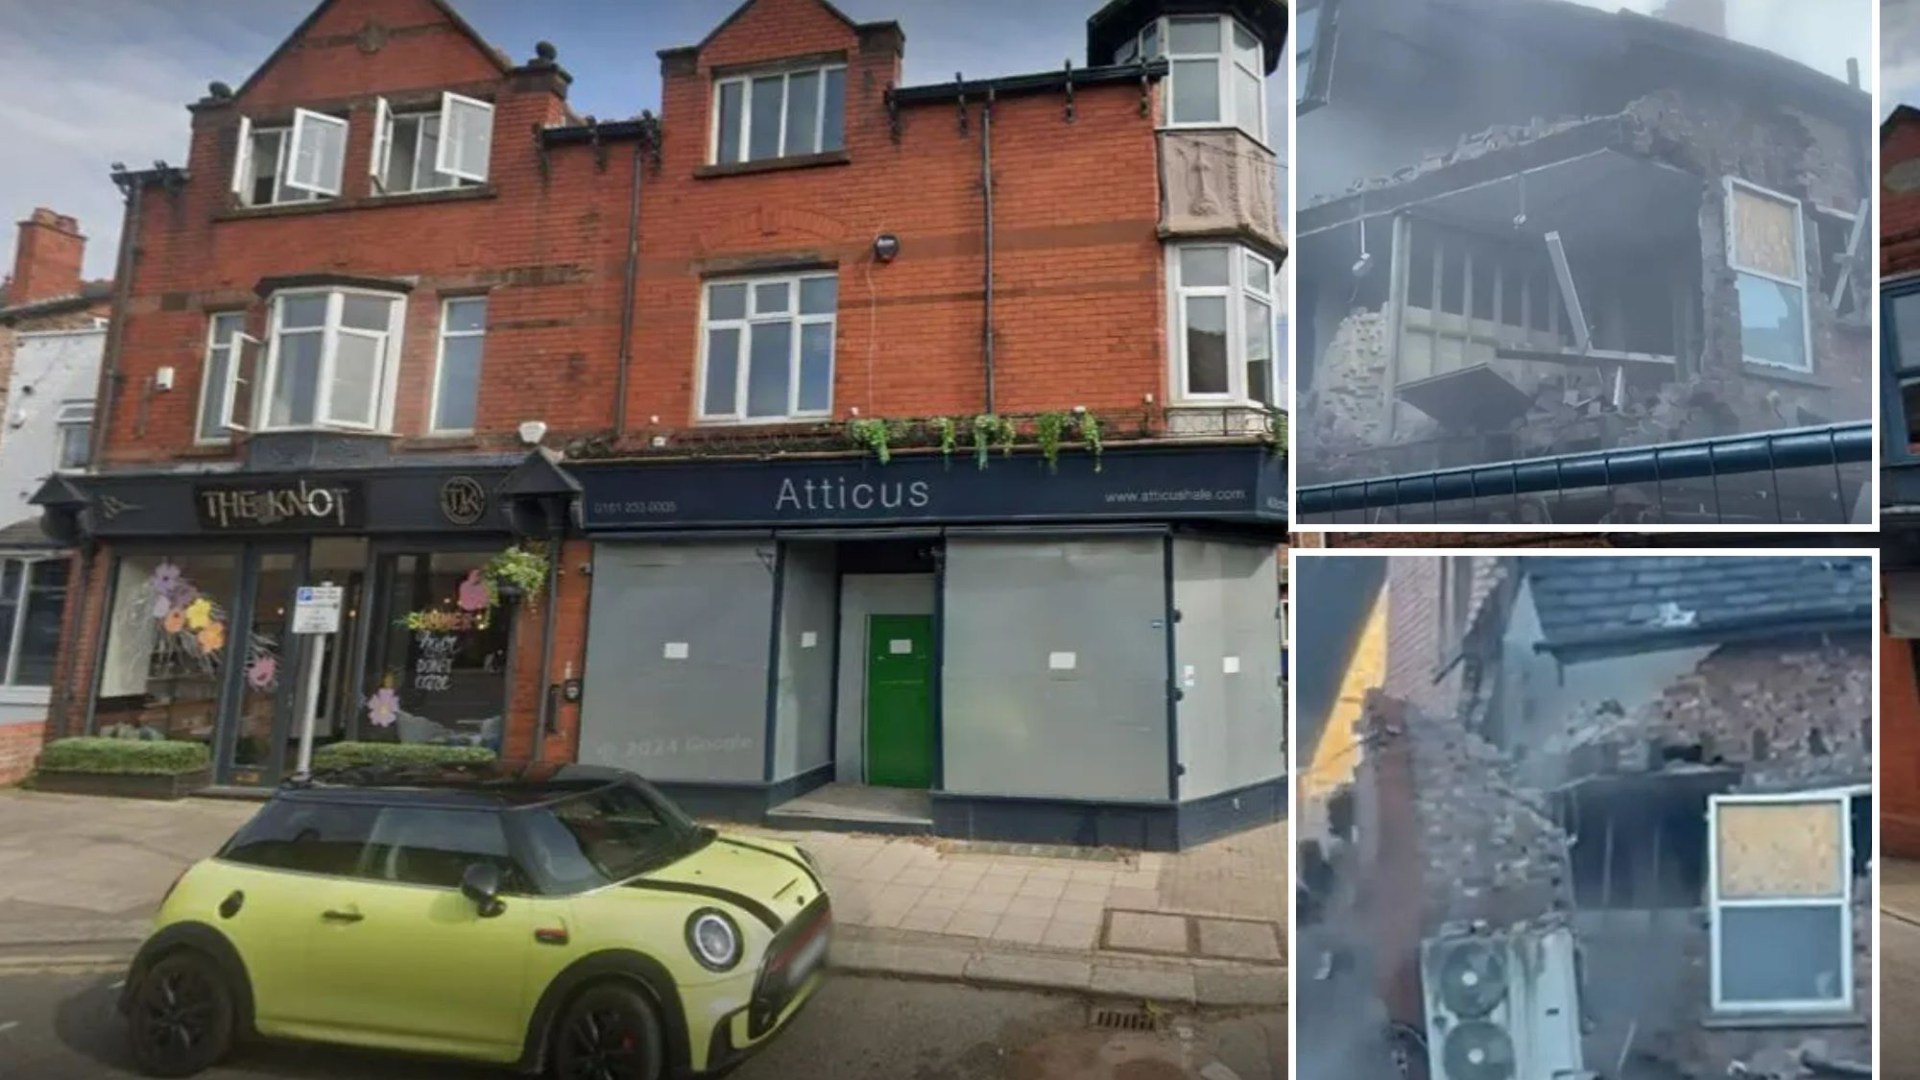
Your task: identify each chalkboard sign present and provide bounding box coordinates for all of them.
[412,632,457,694]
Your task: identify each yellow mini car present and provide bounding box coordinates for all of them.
[119,763,830,1078]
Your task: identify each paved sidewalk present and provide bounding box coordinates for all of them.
[0,790,1285,1007]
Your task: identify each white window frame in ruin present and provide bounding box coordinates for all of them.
[429,295,489,434]
[196,311,249,444]
[1706,788,1856,1015]
[695,271,838,423]
[1723,175,1813,374]
[284,107,349,197]
[1166,242,1279,405]
[0,556,61,690]
[256,287,408,435]
[709,64,848,166]
[53,400,94,472]
[1146,13,1270,147]
[435,91,495,183]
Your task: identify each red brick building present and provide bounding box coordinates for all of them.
[1883,105,1920,855]
[36,0,1288,849]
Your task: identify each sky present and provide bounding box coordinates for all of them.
[0,0,1289,280]
[1890,0,1920,115]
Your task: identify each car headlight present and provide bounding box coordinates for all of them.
[687,908,742,972]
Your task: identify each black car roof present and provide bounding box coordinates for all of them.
[273,762,638,811]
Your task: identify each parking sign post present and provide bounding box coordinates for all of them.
[290,582,343,779]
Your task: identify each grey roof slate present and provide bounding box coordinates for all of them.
[1521,555,1871,654]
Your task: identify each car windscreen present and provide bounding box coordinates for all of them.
[512,782,705,893]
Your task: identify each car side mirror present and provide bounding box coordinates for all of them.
[460,862,506,918]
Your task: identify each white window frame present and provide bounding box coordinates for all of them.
[429,296,488,434]
[1707,789,1856,1015]
[372,101,482,196]
[0,556,61,690]
[435,91,495,183]
[1168,243,1279,404]
[1140,14,1269,144]
[232,113,340,207]
[53,401,93,472]
[195,312,250,444]
[284,107,349,197]
[697,272,838,423]
[1724,176,1813,373]
[257,288,407,434]
[709,64,848,165]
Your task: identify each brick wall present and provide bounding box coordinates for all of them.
[1884,110,1920,277]
[0,721,46,785]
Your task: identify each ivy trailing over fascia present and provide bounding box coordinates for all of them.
[842,411,1107,473]
[845,417,898,464]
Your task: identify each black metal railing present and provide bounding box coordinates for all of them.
[1297,421,1872,526]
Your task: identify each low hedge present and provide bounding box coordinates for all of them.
[312,741,497,772]
[38,737,210,776]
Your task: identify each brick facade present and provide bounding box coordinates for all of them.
[0,721,46,785]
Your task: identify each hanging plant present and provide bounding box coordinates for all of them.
[971,414,1015,470]
[846,418,894,464]
[1034,412,1068,472]
[1072,408,1105,472]
[487,544,551,608]
[931,416,958,466]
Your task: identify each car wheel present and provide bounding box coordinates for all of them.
[126,950,236,1078]
[550,981,666,1080]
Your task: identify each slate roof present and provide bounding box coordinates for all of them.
[0,517,59,550]
[0,280,113,324]
[1522,555,1872,659]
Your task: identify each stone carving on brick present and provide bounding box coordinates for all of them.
[1158,131,1283,250]
[356,20,390,56]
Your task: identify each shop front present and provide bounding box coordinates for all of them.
[35,443,561,788]
[571,444,1289,851]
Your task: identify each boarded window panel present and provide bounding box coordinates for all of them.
[1715,800,1843,900]
[1731,187,1799,280]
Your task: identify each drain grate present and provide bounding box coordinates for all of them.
[1089,1007,1158,1032]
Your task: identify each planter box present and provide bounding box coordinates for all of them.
[34,768,212,801]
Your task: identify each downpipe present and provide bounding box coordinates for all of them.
[981,87,996,414]
[612,129,647,436]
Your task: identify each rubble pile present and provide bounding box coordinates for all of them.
[1307,113,1601,208]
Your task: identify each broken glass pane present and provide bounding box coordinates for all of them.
[1717,905,1845,1005]
[1735,274,1808,371]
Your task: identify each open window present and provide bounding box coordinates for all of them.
[255,289,406,433]
[1725,178,1811,373]
[1813,201,1868,321]
[197,311,262,441]
[371,93,493,193]
[231,109,345,206]
[1709,791,1854,1014]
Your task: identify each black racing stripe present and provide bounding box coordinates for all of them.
[717,837,821,891]
[623,878,782,931]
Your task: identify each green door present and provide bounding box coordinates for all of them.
[866,614,935,789]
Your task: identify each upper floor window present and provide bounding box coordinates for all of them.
[233,109,346,206]
[430,296,488,433]
[712,65,847,165]
[1726,178,1810,373]
[197,312,252,443]
[1887,287,1920,455]
[259,289,406,433]
[54,401,92,471]
[699,272,837,422]
[1170,244,1278,405]
[372,92,494,193]
[0,557,67,689]
[1709,792,1854,1013]
[1296,2,1322,105]
[1116,15,1266,141]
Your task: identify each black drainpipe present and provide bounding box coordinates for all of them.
[59,175,146,738]
[981,87,997,414]
[533,513,564,760]
[613,124,648,437]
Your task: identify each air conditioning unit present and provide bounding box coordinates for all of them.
[1420,926,1592,1080]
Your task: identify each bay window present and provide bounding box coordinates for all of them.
[0,558,67,689]
[1115,15,1267,141]
[1171,244,1279,405]
[712,65,847,165]
[258,289,405,432]
[699,272,837,421]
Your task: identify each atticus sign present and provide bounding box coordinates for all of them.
[580,448,1287,530]
[194,480,365,532]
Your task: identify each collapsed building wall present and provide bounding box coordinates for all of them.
[1299,86,1870,502]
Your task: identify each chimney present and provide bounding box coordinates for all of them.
[1654,0,1725,38]
[6,208,86,307]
